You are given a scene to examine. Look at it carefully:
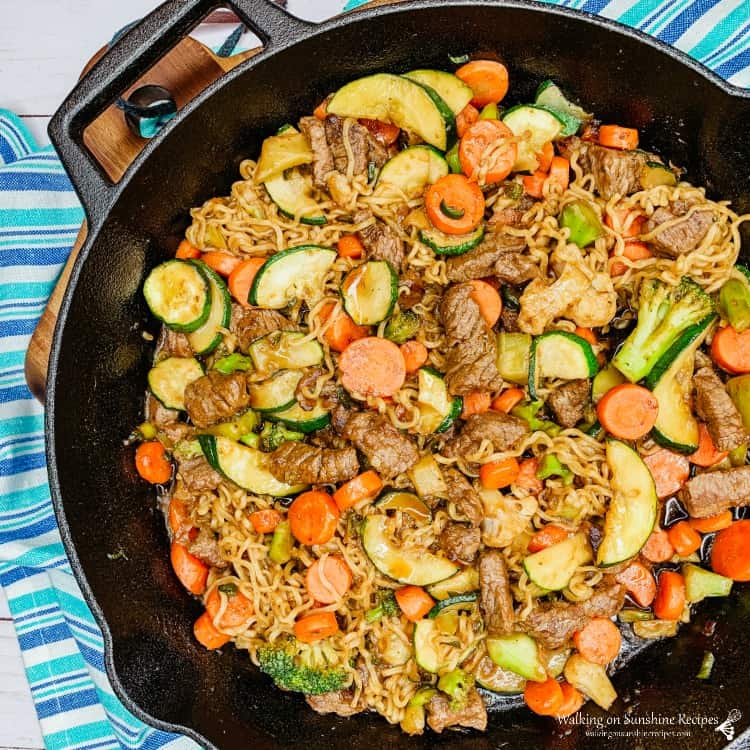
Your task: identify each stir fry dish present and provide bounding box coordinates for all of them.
[133,59,750,733]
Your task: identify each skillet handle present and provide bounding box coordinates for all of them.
[48,0,314,230]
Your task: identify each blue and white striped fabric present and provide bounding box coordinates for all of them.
[1,2,749,748]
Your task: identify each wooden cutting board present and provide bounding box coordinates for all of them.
[23,0,401,402]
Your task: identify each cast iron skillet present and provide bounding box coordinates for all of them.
[46,0,750,747]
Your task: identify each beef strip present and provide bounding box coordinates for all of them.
[546,379,591,428]
[354,210,405,269]
[145,394,192,447]
[268,441,359,485]
[340,411,419,479]
[155,326,193,359]
[295,367,340,412]
[176,455,222,493]
[426,689,487,733]
[479,550,515,636]
[231,304,298,353]
[693,366,747,451]
[397,268,425,310]
[678,466,750,518]
[188,528,225,568]
[445,234,532,284]
[645,204,714,258]
[439,283,503,396]
[305,692,362,717]
[183,371,250,428]
[443,412,528,460]
[519,579,626,649]
[489,193,536,230]
[439,524,481,564]
[299,116,336,189]
[325,114,368,175]
[499,307,521,333]
[442,467,483,526]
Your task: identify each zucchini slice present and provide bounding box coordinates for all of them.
[475,657,527,694]
[416,367,462,435]
[427,567,479,600]
[523,532,592,591]
[502,105,564,172]
[640,161,678,190]
[644,318,712,454]
[412,619,443,673]
[496,332,532,385]
[249,331,324,374]
[534,80,592,122]
[327,73,454,151]
[402,70,473,115]
[361,515,458,586]
[375,145,449,199]
[147,356,203,411]
[408,453,448,499]
[267,400,330,433]
[528,331,598,399]
[486,633,547,682]
[341,260,398,325]
[597,439,658,566]
[427,592,478,619]
[591,365,626,404]
[419,224,485,256]
[143,260,210,332]
[375,491,431,523]
[199,435,306,496]
[250,245,336,309]
[248,369,303,413]
[264,168,326,225]
[254,130,313,184]
[186,262,232,355]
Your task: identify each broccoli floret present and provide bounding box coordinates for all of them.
[437,668,474,710]
[384,310,421,345]
[613,277,715,382]
[365,589,400,623]
[260,422,305,452]
[257,637,349,695]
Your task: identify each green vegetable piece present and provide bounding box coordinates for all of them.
[218,582,238,595]
[727,375,750,432]
[269,520,293,564]
[446,142,462,174]
[510,400,560,437]
[440,199,465,220]
[501,284,520,310]
[449,53,470,65]
[496,332,532,385]
[172,439,203,460]
[683,563,733,603]
[365,589,400,623]
[559,200,603,247]
[384,310,421,344]
[730,443,748,467]
[613,277,715,383]
[138,421,157,440]
[260,421,305,452]
[719,277,750,332]
[640,161,677,190]
[591,365,626,403]
[410,686,438,707]
[400,687,438,735]
[536,453,574,485]
[437,669,474,709]
[213,353,254,374]
[479,103,499,120]
[696,651,715,680]
[240,432,260,448]
[487,633,546,682]
[257,636,348,694]
[618,609,654,623]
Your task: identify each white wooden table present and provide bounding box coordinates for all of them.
[0,2,343,748]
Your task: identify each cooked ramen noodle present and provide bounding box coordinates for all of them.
[134,61,750,733]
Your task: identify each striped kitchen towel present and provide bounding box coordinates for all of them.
[0,2,749,749]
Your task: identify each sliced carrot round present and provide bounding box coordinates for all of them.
[333,470,383,511]
[596,383,658,440]
[400,340,428,374]
[689,423,728,467]
[456,103,480,138]
[515,458,543,493]
[288,491,340,546]
[536,141,554,172]
[615,561,656,608]
[643,449,690,499]
[711,520,750,581]
[319,302,369,353]
[194,612,230,650]
[689,510,733,533]
[176,239,201,259]
[339,336,406,397]
[610,241,653,277]
[228,258,265,308]
[306,555,353,604]
[546,155,570,192]
[640,528,675,563]
[201,251,241,277]
[469,279,502,327]
[424,174,485,235]
[527,524,569,553]
[605,207,645,238]
[170,542,208,595]
[573,616,622,665]
[524,676,564,716]
[461,390,491,418]
[667,520,702,557]
[205,585,254,628]
[455,60,510,107]
[711,325,750,373]
[294,611,340,643]
[135,441,172,484]
[522,171,547,199]
[599,124,639,150]
[653,570,686,620]
[479,457,520,490]
[554,682,585,719]
[492,387,525,413]
[459,119,517,184]
[358,118,400,146]
[249,509,282,534]
[395,585,434,622]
